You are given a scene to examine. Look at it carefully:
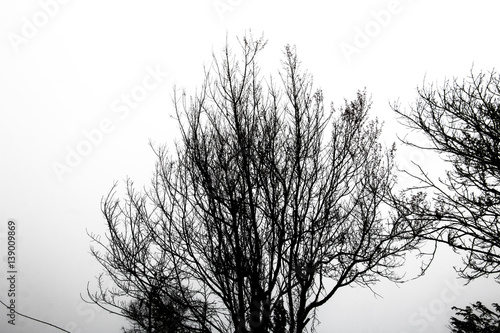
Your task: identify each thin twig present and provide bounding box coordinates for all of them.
[0,298,71,332]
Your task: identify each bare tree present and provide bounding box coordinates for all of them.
[392,68,500,283]
[85,181,211,332]
[89,34,428,333]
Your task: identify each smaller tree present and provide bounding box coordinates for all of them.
[448,301,500,333]
[85,181,211,333]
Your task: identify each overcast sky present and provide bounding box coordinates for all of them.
[0,1,499,332]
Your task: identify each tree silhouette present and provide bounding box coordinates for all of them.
[448,302,500,333]
[392,68,500,283]
[88,34,429,333]
[85,182,210,332]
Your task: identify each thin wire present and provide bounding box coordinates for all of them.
[0,298,71,333]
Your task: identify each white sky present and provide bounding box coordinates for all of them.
[0,1,499,332]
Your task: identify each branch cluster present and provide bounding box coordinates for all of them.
[393,69,500,282]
